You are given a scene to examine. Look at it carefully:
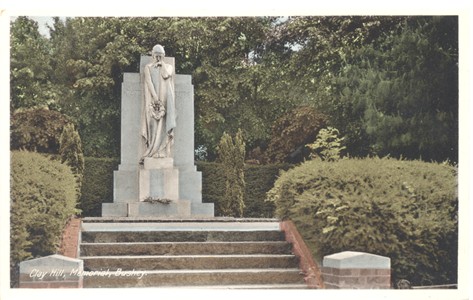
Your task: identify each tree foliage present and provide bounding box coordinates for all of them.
[10,107,71,153]
[10,17,58,111]
[307,127,346,161]
[216,129,246,217]
[10,16,458,163]
[264,106,327,163]
[279,16,458,162]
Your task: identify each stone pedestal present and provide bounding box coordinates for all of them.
[19,255,83,288]
[322,251,391,289]
[102,55,214,218]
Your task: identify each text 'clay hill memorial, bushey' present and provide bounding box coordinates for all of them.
[102,44,214,217]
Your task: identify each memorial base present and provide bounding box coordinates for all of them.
[103,157,214,218]
[102,201,214,217]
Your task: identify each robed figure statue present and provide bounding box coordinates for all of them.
[141,44,176,161]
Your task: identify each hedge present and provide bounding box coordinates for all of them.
[267,157,458,286]
[79,157,119,216]
[80,157,290,218]
[11,151,80,286]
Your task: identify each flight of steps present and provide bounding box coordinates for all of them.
[79,218,309,289]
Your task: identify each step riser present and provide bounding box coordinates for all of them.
[83,256,299,270]
[83,271,304,288]
[80,242,292,256]
[81,231,285,243]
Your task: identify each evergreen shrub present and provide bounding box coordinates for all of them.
[59,123,85,197]
[267,157,457,286]
[80,157,118,216]
[244,164,292,217]
[11,151,80,285]
[216,130,246,217]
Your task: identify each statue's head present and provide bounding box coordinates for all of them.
[152,44,165,58]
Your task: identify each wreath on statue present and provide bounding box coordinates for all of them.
[151,100,166,120]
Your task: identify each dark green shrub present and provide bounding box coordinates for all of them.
[244,163,292,218]
[197,162,226,216]
[10,107,71,153]
[59,123,85,176]
[59,123,85,198]
[11,151,80,286]
[267,157,457,286]
[80,157,118,216]
[216,130,246,217]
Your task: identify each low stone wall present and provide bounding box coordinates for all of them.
[19,255,83,288]
[322,251,391,289]
[280,220,324,288]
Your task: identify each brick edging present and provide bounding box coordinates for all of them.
[59,216,81,258]
[280,220,324,289]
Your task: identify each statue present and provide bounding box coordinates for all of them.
[141,44,176,162]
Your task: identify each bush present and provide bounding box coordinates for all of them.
[197,162,226,216]
[244,164,292,218]
[216,130,246,217]
[10,107,71,153]
[267,157,457,286]
[11,151,80,286]
[60,123,85,198]
[80,157,118,216]
[59,123,85,176]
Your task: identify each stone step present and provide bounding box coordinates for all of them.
[81,230,285,243]
[164,284,309,289]
[80,241,292,256]
[82,254,299,270]
[82,217,281,223]
[81,221,281,231]
[82,268,305,288]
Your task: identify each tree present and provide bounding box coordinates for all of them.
[10,16,458,162]
[216,129,246,217]
[264,106,327,163]
[330,17,458,162]
[10,107,71,154]
[10,17,58,111]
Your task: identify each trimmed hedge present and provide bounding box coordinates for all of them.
[243,164,292,218]
[79,157,119,216]
[11,151,79,286]
[79,158,289,218]
[267,157,458,286]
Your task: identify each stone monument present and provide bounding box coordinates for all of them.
[102,44,214,217]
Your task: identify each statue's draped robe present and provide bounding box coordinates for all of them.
[141,62,176,159]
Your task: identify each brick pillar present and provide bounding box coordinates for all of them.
[322,251,391,289]
[19,254,83,288]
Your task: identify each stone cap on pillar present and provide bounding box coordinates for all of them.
[323,251,390,269]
